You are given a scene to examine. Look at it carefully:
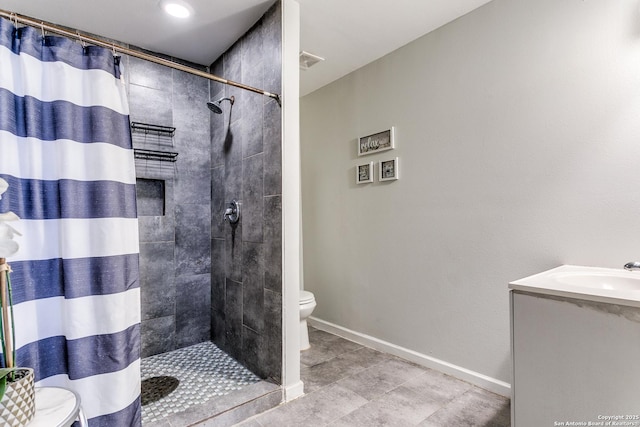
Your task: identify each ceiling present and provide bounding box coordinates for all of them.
[0,0,493,96]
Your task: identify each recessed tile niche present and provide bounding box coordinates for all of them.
[136,178,165,216]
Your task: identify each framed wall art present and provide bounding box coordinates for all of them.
[358,127,395,156]
[379,157,399,182]
[356,161,374,184]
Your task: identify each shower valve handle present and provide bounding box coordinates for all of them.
[223,200,240,224]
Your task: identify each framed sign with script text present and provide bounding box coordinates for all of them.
[357,127,395,156]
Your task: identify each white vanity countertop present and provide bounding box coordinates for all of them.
[509,264,640,308]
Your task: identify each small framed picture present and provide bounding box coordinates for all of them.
[379,157,399,181]
[358,127,395,156]
[356,162,374,184]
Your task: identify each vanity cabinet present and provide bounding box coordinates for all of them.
[510,290,640,426]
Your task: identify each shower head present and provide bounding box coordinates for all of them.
[207,102,223,114]
[207,96,235,114]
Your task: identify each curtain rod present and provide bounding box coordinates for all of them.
[0,9,281,106]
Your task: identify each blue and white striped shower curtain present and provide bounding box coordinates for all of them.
[0,17,141,426]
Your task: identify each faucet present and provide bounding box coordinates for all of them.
[624,261,640,271]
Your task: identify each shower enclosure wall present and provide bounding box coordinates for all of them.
[130,0,283,384]
[131,57,212,357]
[209,2,283,382]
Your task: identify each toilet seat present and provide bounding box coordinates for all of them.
[299,290,315,304]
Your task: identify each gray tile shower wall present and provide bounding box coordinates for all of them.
[127,51,212,357]
[123,0,282,377]
[210,1,283,382]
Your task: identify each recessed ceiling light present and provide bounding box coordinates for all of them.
[160,0,193,18]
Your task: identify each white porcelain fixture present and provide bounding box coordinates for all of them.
[553,271,640,291]
[509,264,640,307]
[299,290,316,351]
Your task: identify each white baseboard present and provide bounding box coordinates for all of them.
[308,317,511,397]
[283,380,305,402]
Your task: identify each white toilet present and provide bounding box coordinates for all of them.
[299,290,317,351]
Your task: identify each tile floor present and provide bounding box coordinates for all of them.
[236,327,511,426]
[141,341,261,425]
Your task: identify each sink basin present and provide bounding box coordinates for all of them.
[551,271,640,291]
[509,265,640,307]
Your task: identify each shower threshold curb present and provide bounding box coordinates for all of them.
[143,381,282,427]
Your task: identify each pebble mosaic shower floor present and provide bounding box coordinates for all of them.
[141,341,261,424]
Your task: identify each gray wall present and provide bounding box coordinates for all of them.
[127,56,212,358]
[210,2,283,381]
[300,0,640,386]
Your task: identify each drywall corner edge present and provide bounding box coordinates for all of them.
[281,0,303,403]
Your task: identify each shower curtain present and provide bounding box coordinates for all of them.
[0,17,141,426]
